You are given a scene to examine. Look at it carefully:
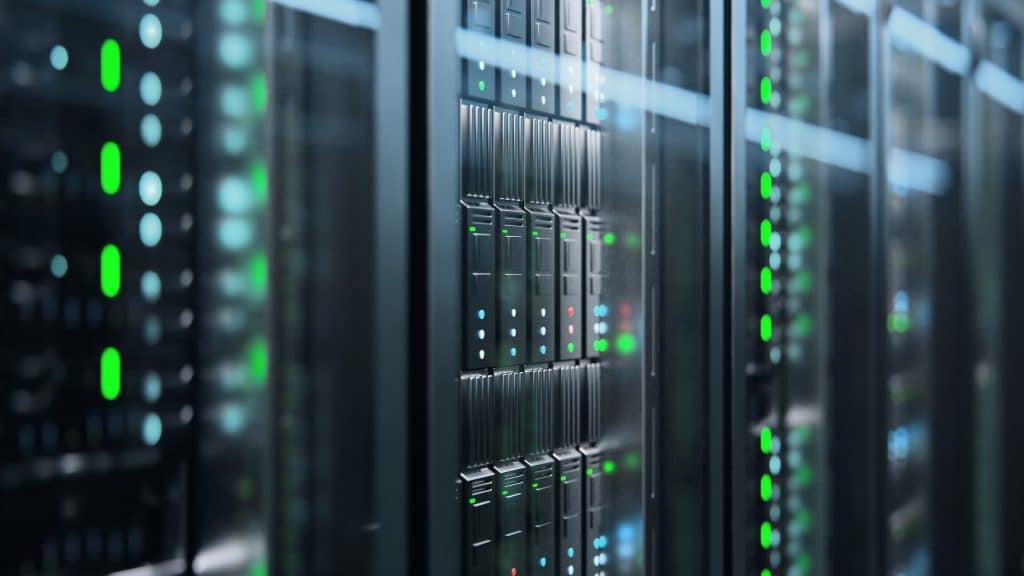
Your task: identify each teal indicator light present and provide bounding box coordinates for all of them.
[100,39,121,92]
[760,314,773,342]
[760,76,773,105]
[100,244,121,298]
[100,346,121,400]
[100,142,121,195]
[760,172,772,200]
[760,522,772,549]
[760,474,773,501]
[760,219,772,247]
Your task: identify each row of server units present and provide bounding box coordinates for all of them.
[458,2,615,575]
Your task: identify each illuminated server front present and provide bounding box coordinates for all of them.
[458,1,610,575]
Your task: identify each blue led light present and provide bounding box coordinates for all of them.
[539,557,547,568]
[593,538,600,549]
[539,345,547,355]
[593,305,600,316]
[567,547,575,559]
[510,347,518,358]
[477,309,486,320]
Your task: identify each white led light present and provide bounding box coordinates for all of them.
[478,60,485,71]
[141,271,162,302]
[139,171,163,206]
[510,328,517,338]
[540,307,547,318]
[477,329,486,340]
[511,308,517,318]
[478,349,486,360]
[540,326,547,336]
[139,212,163,247]
[140,114,163,147]
[139,14,163,49]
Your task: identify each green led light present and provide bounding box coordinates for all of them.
[760,172,772,200]
[567,342,575,354]
[602,460,616,474]
[502,229,509,235]
[760,427,772,455]
[760,314,773,342]
[469,225,477,232]
[761,570,772,576]
[249,253,268,296]
[100,39,121,92]
[560,232,567,239]
[760,76,773,105]
[760,521,772,549]
[760,474,773,502]
[603,232,616,245]
[250,72,267,112]
[249,559,268,576]
[624,451,641,470]
[501,490,509,496]
[560,475,567,482]
[761,0,771,7]
[760,127,772,151]
[248,338,268,384]
[469,497,477,504]
[532,230,539,237]
[587,468,594,476]
[100,141,121,195]
[605,4,614,14]
[100,244,121,298]
[888,312,911,334]
[760,30,772,56]
[478,80,487,92]
[250,162,268,204]
[760,267,772,295]
[252,0,266,22]
[594,338,608,352]
[586,233,594,241]
[760,219,772,247]
[532,482,539,489]
[615,332,638,355]
[100,346,121,401]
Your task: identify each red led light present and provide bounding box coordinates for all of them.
[568,306,575,318]
[511,569,517,576]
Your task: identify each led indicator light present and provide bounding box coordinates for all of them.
[760,30,772,56]
[560,475,567,482]
[477,309,486,320]
[760,427,773,455]
[502,229,509,235]
[761,128,772,151]
[760,219,772,247]
[761,570,772,576]
[560,232,567,239]
[539,345,547,355]
[469,225,477,232]
[760,522,772,549]
[567,547,575,559]
[100,346,121,400]
[532,482,539,489]
[602,232,616,245]
[100,142,121,195]
[510,347,518,358]
[248,338,269,383]
[760,267,773,294]
[100,39,121,92]
[532,230,539,237]
[539,557,547,568]
[540,307,547,318]
[760,172,772,200]
[567,306,575,318]
[567,342,575,354]
[760,76,773,105]
[760,314,773,342]
[511,569,517,576]
[586,468,593,476]
[478,80,487,92]
[602,460,616,474]
[760,474,773,501]
[502,490,509,496]
[469,497,477,504]
[568,325,575,335]
[540,326,547,336]
[478,329,486,340]
[100,244,121,298]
